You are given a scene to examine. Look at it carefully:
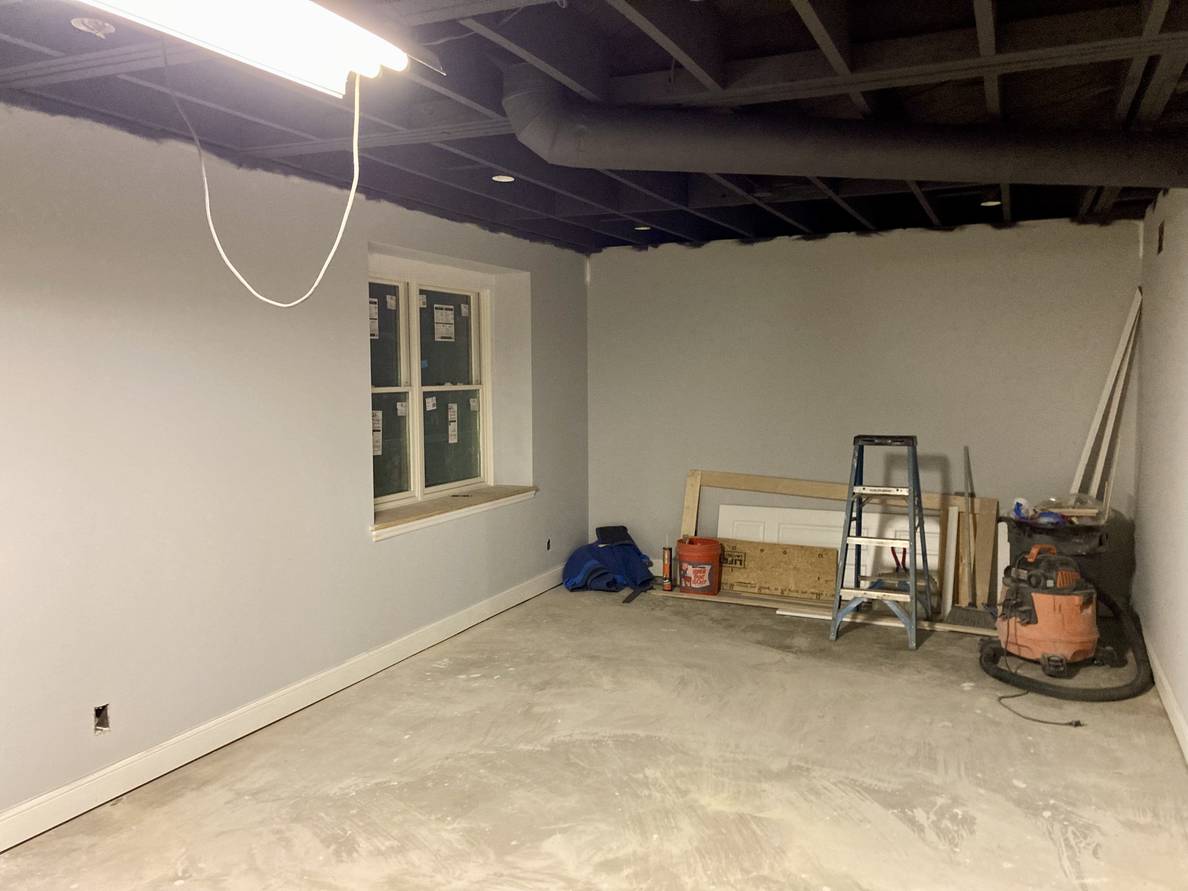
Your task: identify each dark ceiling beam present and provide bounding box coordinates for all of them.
[704,174,813,234]
[605,170,756,238]
[972,0,1000,118]
[807,177,875,230]
[459,6,609,102]
[1114,0,1171,122]
[906,180,942,227]
[0,41,205,90]
[609,6,1188,107]
[1093,46,1188,217]
[971,1,1009,224]
[602,0,725,91]
[249,117,514,157]
[788,0,870,115]
[386,0,556,27]
[499,178,986,219]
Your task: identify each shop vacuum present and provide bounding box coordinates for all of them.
[979,544,1154,701]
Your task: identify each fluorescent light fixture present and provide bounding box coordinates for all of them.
[633,225,652,231]
[491,174,516,183]
[82,1,408,97]
[980,198,1003,207]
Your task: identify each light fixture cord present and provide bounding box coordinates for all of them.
[163,46,362,309]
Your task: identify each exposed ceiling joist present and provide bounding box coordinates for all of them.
[602,0,725,92]
[1114,0,1171,121]
[609,7,1188,107]
[0,41,204,90]
[1093,46,1188,217]
[907,180,942,228]
[250,118,514,157]
[705,173,813,234]
[460,6,609,102]
[807,177,874,230]
[972,0,1000,118]
[387,0,556,27]
[789,0,870,116]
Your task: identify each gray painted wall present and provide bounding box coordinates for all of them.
[0,104,589,811]
[1135,190,1188,755]
[587,221,1141,561]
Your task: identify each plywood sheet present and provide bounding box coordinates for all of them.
[719,537,837,601]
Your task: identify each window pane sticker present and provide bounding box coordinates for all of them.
[425,396,437,411]
[447,403,458,422]
[461,303,469,317]
[433,304,455,342]
[368,296,379,339]
[386,293,397,311]
[396,401,407,416]
[469,397,479,412]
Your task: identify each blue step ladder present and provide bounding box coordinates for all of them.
[829,435,933,649]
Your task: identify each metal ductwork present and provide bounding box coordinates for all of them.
[502,65,1188,189]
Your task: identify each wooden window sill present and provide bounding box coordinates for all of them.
[371,484,537,541]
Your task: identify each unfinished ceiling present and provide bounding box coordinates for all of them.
[2,0,1186,252]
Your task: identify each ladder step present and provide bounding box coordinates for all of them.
[847,535,911,548]
[853,485,909,496]
[838,586,912,603]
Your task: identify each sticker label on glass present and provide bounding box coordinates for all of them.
[433,304,455,342]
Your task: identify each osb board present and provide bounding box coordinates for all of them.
[719,537,837,601]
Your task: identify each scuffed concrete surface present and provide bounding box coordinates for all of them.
[3,588,1187,890]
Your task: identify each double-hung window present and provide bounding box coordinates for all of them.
[370,280,489,509]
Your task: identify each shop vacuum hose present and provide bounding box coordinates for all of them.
[978,588,1154,701]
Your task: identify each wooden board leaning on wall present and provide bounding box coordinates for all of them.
[680,469,1000,607]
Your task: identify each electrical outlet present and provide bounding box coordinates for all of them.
[94,704,110,734]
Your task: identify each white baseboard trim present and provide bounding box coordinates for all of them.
[0,566,563,854]
[1148,638,1188,767]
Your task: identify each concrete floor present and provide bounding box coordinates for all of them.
[3,589,1187,890]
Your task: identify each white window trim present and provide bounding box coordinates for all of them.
[371,277,495,512]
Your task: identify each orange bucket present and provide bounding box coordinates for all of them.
[677,536,723,595]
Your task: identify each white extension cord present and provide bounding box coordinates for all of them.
[166,51,362,309]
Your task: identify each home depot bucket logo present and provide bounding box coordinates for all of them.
[682,562,713,589]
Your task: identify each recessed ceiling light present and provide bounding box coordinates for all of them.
[633,225,652,231]
[71,17,116,39]
[491,174,516,183]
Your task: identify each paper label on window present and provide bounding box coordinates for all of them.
[371,410,382,432]
[433,304,455,342]
[368,297,379,320]
[461,303,469,317]
[447,402,458,422]
[369,318,379,340]
[386,294,397,311]
[418,293,427,308]
[372,430,383,456]
[396,401,407,417]
[448,420,459,444]
[469,397,479,412]
[425,396,437,411]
